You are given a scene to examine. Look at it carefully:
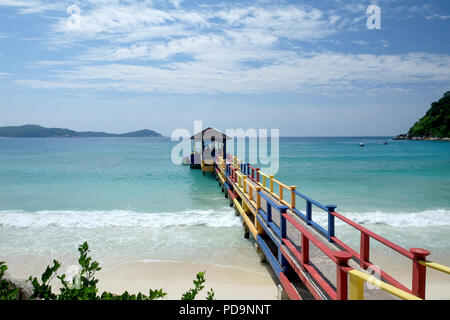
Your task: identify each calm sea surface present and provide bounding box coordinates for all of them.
[0,137,449,269]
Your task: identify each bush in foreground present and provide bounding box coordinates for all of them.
[1,242,214,301]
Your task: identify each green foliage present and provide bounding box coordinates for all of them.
[181,271,208,300]
[0,262,19,300]
[28,260,61,300]
[57,241,101,300]
[206,288,215,300]
[0,241,213,300]
[408,91,450,138]
[99,289,167,300]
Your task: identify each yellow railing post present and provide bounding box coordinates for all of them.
[279,184,283,201]
[290,186,297,209]
[270,175,274,193]
[242,176,247,192]
[255,187,261,209]
[349,273,364,300]
[249,184,253,200]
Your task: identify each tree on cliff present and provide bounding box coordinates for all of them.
[408,91,450,138]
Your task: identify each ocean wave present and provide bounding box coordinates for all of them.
[310,209,450,228]
[0,209,241,229]
[1,208,448,230]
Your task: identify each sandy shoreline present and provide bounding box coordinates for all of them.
[2,251,449,300]
[2,255,279,300]
[96,261,279,300]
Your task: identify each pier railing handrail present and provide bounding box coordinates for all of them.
[330,209,414,259]
[219,153,450,299]
[224,163,420,300]
[223,157,345,299]
[294,189,329,211]
[345,268,422,300]
[419,261,450,275]
[258,190,288,213]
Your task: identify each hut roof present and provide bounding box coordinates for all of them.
[190,127,231,140]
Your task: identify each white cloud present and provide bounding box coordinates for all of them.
[48,3,341,46]
[5,1,450,97]
[0,0,34,6]
[353,40,369,45]
[0,72,12,78]
[15,52,450,94]
[426,14,450,20]
[0,0,62,13]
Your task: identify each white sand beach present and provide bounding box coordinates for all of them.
[96,261,279,300]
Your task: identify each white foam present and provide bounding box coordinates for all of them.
[0,208,241,229]
[309,209,450,228]
[344,209,450,228]
[1,208,448,230]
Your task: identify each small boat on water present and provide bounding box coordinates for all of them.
[360,142,365,147]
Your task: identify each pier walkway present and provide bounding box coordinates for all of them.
[209,153,450,300]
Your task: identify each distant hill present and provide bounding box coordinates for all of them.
[0,125,163,138]
[394,91,450,141]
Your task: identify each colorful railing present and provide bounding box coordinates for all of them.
[214,154,450,300]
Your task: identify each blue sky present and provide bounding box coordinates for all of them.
[0,0,449,136]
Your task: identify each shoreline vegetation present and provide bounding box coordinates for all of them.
[0,124,163,138]
[394,91,449,141]
[0,242,214,300]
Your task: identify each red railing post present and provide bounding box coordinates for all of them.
[335,251,352,300]
[410,248,430,299]
[256,168,260,183]
[360,232,370,269]
[301,233,309,264]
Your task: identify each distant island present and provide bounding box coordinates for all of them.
[0,125,163,138]
[394,91,450,141]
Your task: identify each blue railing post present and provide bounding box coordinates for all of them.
[326,205,337,243]
[306,201,312,225]
[267,203,272,222]
[280,207,287,239]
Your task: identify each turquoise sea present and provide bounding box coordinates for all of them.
[0,137,449,271]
